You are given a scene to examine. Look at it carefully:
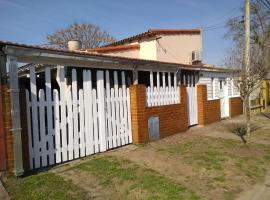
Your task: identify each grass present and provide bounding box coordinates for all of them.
[157,136,270,200]
[77,157,137,186]
[4,172,87,200]
[76,156,200,200]
[164,137,270,176]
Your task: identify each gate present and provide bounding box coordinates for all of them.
[25,66,132,169]
[220,78,229,118]
[184,74,198,126]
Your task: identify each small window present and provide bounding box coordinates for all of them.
[220,80,223,90]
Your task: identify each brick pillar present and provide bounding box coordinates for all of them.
[197,84,221,126]
[179,85,187,104]
[130,84,148,144]
[197,84,207,126]
[1,86,14,175]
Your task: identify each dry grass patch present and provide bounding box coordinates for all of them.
[157,136,270,200]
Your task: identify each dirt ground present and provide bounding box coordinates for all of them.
[49,114,270,200]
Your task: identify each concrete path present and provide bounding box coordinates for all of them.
[0,180,9,200]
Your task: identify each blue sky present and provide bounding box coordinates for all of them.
[0,0,244,65]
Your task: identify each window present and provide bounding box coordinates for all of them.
[219,80,223,90]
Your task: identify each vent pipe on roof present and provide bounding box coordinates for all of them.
[68,40,82,51]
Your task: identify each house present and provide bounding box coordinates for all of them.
[87,28,241,118]
[87,29,202,65]
[0,29,243,176]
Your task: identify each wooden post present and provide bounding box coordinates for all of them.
[177,69,181,86]
[0,53,7,84]
[132,66,138,85]
[7,55,24,176]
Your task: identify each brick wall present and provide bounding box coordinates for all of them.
[229,97,243,118]
[130,85,188,144]
[1,86,14,175]
[197,84,221,126]
[0,86,29,175]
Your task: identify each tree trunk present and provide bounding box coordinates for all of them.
[245,96,251,144]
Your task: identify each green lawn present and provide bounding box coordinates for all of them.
[75,157,200,200]
[4,172,87,200]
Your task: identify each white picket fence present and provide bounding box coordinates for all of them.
[146,71,180,107]
[26,66,132,169]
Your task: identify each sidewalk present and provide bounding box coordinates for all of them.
[237,172,270,200]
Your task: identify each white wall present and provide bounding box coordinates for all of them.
[104,49,139,59]
[198,71,240,100]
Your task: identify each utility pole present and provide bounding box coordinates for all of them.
[244,0,251,141]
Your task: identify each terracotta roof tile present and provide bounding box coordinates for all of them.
[87,44,140,53]
[104,28,201,47]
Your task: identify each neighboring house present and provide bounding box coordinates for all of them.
[248,71,270,114]
[259,71,270,113]
[87,29,202,65]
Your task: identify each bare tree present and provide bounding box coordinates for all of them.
[46,23,116,49]
[225,0,270,143]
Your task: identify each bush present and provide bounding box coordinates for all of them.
[226,122,260,144]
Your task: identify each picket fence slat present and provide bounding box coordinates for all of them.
[66,90,73,160]
[45,67,54,165]
[110,88,117,148]
[105,71,113,149]
[79,90,85,157]
[25,90,33,169]
[59,67,67,162]
[53,89,61,164]
[39,90,47,167]
[91,89,98,153]
[30,66,40,168]
[71,69,79,158]
[122,71,128,145]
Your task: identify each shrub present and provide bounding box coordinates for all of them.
[226,122,260,144]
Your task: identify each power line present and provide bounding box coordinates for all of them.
[199,6,241,32]
[203,6,240,28]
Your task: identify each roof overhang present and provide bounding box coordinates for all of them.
[2,42,231,73]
